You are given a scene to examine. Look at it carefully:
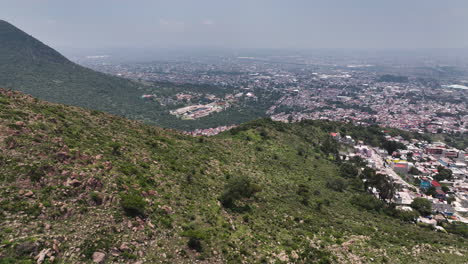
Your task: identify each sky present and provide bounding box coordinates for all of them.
[1,0,468,53]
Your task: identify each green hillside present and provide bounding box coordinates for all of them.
[0,89,466,263]
[0,20,146,112]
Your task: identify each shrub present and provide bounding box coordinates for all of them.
[27,164,48,182]
[411,198,432,216]
[351,194,384,212]
[219,176,261,209]
[443,222,468,238]
[339,163,359,179]
[109,142,122,156]
[326,178,346,192]
[297,184,310,205]
[181,229,208,252]
[120,193,146,217]
[393,209,420,222]
[90,192,103,205]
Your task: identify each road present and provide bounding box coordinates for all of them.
[370,148,413,189]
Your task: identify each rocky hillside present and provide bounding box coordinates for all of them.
[0,89,467,263]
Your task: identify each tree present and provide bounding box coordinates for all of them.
[339,163,359,179]
[409,166,420,175]
[425,186,437,197]
[321,137,338,157]
[434,166,453,181]
[219,176,261,209]
[382,140,407,155]
[394,209,420,222]
[326,178,347,192]
[441,185,450,193]
[377,180,396,202]
[411,198,432,216]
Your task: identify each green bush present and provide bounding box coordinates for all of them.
[326,178,346,192]
[219,176,261,209]
[350,194,384,212]
[90,192,103,205]
[411,198,432,216]
[181,229,208,252]
[393,209,420,222]
[120,193,146,217]
[339,163,359,179]
[444,222,468,238]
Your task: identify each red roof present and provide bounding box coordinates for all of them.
[395,164,407,168]
[330,133,338,137]
[431,180,441,187]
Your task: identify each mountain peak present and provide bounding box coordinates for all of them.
[0,20,70,65]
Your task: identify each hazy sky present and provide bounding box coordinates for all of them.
[1,0,468,52]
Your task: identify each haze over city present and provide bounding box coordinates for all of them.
[2,0,468,54]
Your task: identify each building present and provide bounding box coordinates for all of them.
[420,178,431,190]
[432,203,455,216]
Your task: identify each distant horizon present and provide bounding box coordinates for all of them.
[2,0,468,53]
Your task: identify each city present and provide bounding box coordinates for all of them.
[79,53,467,138]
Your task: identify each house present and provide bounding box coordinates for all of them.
[330,132,341,141]
[431,180,442,190]
[418,217,437,226]
[432,203,455,216]
[420,178,431,190]
[342,135,355,145]
[435,189,446,199]
[394,191,413,205]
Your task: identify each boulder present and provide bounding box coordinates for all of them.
[92,251,106,263]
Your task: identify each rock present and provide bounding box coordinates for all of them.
[119,243,130,252]
[92,251,106,263]
[65,178,81,187]
[86,177,103,190]
[45,223,51,230]
[110,248,121,257]
[24,190,34,197]
[161,205,173,214]
[36,248,51,264]
[52,243,59,253]
[15,121,25,127]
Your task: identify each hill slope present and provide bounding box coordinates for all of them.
[0,20,174,122]
[0,89,467,263]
